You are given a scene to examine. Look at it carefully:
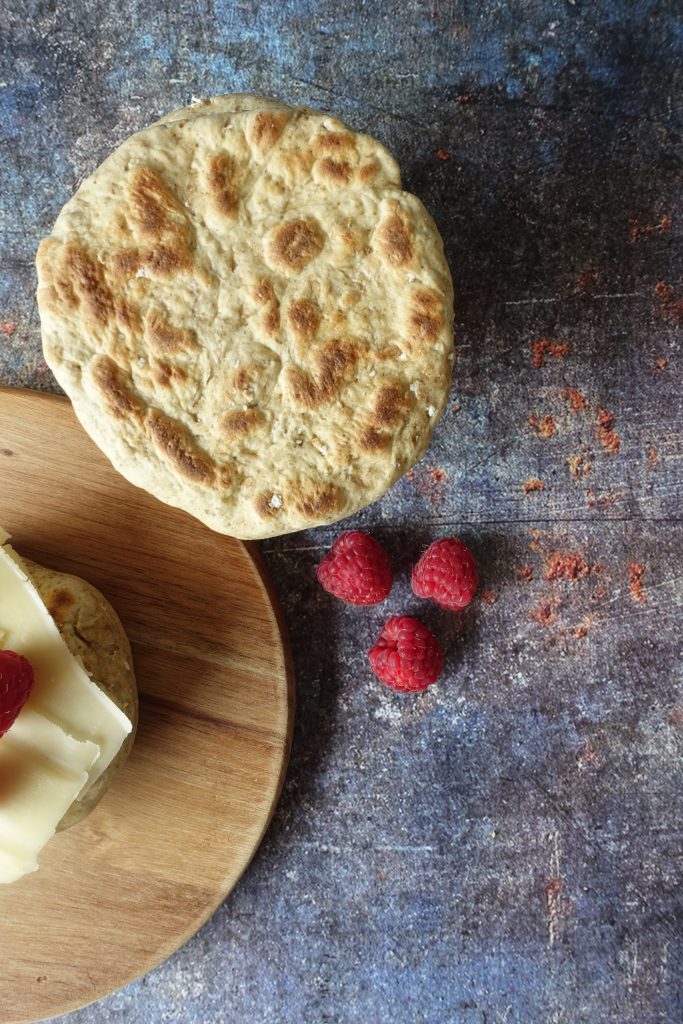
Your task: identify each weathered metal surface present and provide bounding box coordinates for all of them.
[0,1,681,1022]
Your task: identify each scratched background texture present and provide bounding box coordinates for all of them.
[1,1,682,1022]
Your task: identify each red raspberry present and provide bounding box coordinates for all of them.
[316,531,392,605]
[0,651,35,737]
[368,616,443,692]
[412,538,478,610]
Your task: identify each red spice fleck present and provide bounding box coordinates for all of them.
[544,872,573,944]
[523,477,545,494]
[546,553,591,583]
[481,589,498,605]
[577,739,602,769]
[655,356,668,370]
[528,528,543,552]
[411,464,449,506]
[545,876,563,901]
[629,214,671,242]
[451,403,461,414]
[0,321,16,336]
[562,387,588,413]
[567,454,592,478]
[586,489,622,510]
[529,413,556,438]
[668,707,683,728]
[628,563,647,605]
[646,447,658,469]
[377,870,386,880]
[435,148,450,161]
[592,563,603,574]
[530,597,558,626]
[575,267,599,294]
[517,565,534,582]
[455,94,471,105]
[591,586,608,603]
[544,874,572,934]
[655,281,683,323]
[406,469,415,481]
[573,614,589,638]
[531,338,570,368]
[595,408,620,454]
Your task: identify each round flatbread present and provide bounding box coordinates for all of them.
[37,102,453,538]
[23,559,138,830]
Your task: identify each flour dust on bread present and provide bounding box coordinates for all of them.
[37,101,454,538]
[23,559,138,830]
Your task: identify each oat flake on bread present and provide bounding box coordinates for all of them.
[36,96,454,538]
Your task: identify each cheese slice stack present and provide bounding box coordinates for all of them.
[0,710,99,882]
[0,530,132,883]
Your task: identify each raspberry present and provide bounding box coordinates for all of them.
[368,616,443,692]
[316,531,392,605]
[0,651,35,737]
[412,537,478,611]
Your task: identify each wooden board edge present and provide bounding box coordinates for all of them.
[1,387,297,1022]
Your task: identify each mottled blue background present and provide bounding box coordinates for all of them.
[0,1,681,1023]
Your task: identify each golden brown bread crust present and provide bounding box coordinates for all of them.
[21,559,138,831]
[37,98,454,538]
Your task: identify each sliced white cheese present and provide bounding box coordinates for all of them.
[0,708,99,883]
[0,847,38,883]
[0,540,132,790]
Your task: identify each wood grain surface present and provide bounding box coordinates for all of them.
[0,388,294,1024]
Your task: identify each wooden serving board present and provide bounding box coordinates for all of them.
[0,388,294,1024]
